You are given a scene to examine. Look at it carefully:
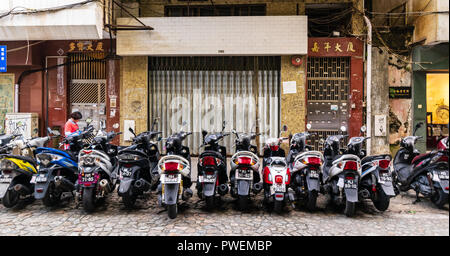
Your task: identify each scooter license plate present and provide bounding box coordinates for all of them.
[309,170,319,179]
[81,173,95,183]
[273,184,286,193]
[436,170,449,180]
[379,173,392,183]
[199,175,216,183]
[35,174,48,183]
[0,175,12,183]
[163,174,181,184]
[344,179,357,189]
[237,170,252,180]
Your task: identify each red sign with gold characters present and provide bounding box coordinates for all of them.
[308,38,363,57]
[68,41,105,53]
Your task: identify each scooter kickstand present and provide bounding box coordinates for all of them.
[412,190,421,204]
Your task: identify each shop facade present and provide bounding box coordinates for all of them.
[0,40,120,140]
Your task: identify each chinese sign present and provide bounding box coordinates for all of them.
[389,87,411,99]
[308,38,363,57]
[68,41,104,52]
[0,46,6,72]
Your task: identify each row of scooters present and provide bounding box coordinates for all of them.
[0,119,448,219]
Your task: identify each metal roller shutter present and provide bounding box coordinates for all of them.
[149,56,280,155]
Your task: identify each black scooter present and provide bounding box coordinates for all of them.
[197,121,230,210]
[393,122,449,208]
[229,124,263,211]
[157,121,193,219]
[117,118,161,208]
[287,124,324,211]
[346,126,396,212]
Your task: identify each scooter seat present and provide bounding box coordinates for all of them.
[411,153,430,165]
[361,154,391,165]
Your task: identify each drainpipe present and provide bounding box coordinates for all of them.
[14,84,19,112]
[364,15,372,156]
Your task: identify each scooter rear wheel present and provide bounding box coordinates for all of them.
[306,190,318,211]
[42,182,60,207]
[167,204,178,219]
[2,188,19,208]
[273,200,283,214]
[372,188,390,211]
[238,195,249,211]
[82,187,96,213]
[205,196,215,211]
[344,200,356,217]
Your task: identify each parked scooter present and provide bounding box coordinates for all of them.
[77,123,121,213]
[322,126,362,217]
[0,132,51,208]
[288,124,324,211]
[197,121,230,210]
[393,122,449,208]
[117,118,161,208]
[261,125,291,213]
[33,126,94,207]
[229,123,262,211]
[157,121,193,219]
[346,126,396,212]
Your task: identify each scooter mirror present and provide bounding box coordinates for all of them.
[157,137,162,142]
[202,130,208,137]
[52,130,61,136]
[222,121,227,131]
[340,126,347,132]
[112,123,119,129]
[360,125,367,133]
[86,118,93,124]
[319,138,325,144]
[232,129,237,134]
[282,124,288,132]
[306,123,312,130]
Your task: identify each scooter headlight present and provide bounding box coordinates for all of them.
[36,153,53,167]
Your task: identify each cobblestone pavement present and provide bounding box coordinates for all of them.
[0,186,448,236]
[0,158,448,236]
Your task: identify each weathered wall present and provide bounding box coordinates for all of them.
[120,56,148,145]
[280,55,307,151]
[412,0,449,45]
[388,55,412,154]
[370,48,390,154]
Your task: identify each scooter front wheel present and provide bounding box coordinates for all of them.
[431,188,449,209]
[167,204,178,219]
